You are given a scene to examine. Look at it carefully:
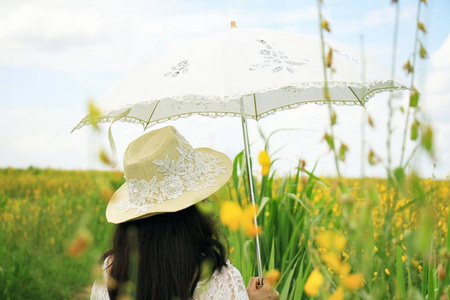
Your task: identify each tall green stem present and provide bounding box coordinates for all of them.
[317,0,341,178]
[385,0,401,236]
[400,0,422,166]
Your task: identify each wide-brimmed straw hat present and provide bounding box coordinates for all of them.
[106,126,232,224]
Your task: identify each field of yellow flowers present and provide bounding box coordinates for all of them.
[0,163,448,299]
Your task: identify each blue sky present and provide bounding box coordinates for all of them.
[1,0,449,178]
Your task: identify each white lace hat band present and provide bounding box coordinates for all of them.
[106,126,232,224]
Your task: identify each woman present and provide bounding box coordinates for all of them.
[91,126,279,300]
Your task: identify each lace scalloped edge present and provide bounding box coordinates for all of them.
[72,81,408,132]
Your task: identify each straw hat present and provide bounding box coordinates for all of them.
[106,126,232,224]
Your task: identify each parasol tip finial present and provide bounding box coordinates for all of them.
[230,21,237,28]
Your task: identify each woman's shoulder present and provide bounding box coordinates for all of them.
[217,261,245,281]
[90,257,111,300]
[99,256,113,280]
[193,260,248,299]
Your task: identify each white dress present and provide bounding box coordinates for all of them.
[90,258,249,300]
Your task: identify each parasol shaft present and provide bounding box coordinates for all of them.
[239,96,264,285]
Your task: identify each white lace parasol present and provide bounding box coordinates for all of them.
[73,27,406,131]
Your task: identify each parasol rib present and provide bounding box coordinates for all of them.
[348,87,365,108]
[253,94,258,119]
[144,101,160,131]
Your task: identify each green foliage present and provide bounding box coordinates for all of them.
[0,168,119,299]
[421,126,434,156]
[396,246,405,299]
[411,119,420,141]
[409,90,420,108]
[0,164,449,299]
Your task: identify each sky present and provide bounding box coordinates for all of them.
[0,0,449,178]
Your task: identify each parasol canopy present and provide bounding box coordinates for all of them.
[73,27,407,131]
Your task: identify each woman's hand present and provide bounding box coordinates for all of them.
[247,277,280,300]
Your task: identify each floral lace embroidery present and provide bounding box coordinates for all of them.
[333,48,359,64]
[116,130,227,214]
[164,60,190,77]
[90,259,110,300]
[193,262,249,299]
[249,39,310,73]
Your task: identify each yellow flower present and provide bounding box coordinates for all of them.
[242,205,262,237]
[321,252,350,275]
[304,268,324,296]
[316,230,347,252]
[372,272,378,281]
[328,286,344,300]
[242,219,262,237]
[384,268,390,276]
[342,252,349,262]
[259,151,271,176]
[243,204,258,219]
[340,273,364,290]
[265,269,281,286]
[258,151,270,165]
[220,202,261,237]
[261,165,270,176]
[220,201,243,231]
[402,254,407,263]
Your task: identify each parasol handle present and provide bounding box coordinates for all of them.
[239,96,264,285]
[108,108,131,168]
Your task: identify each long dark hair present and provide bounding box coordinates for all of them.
[102,205,228,300]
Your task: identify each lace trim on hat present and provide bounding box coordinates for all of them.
[116,131,227,214]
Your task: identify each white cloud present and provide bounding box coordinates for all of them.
[0,1,319,72]
[425,35,450,111]
[423,34,450,176]
[331,4,416,37]
[432,35,450,69]
[268,7,317,24]
[363,3,416,28]
[0,107,90,169]
[0,1,227,71]
[11,133,71,156]
[427,35,450,96]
